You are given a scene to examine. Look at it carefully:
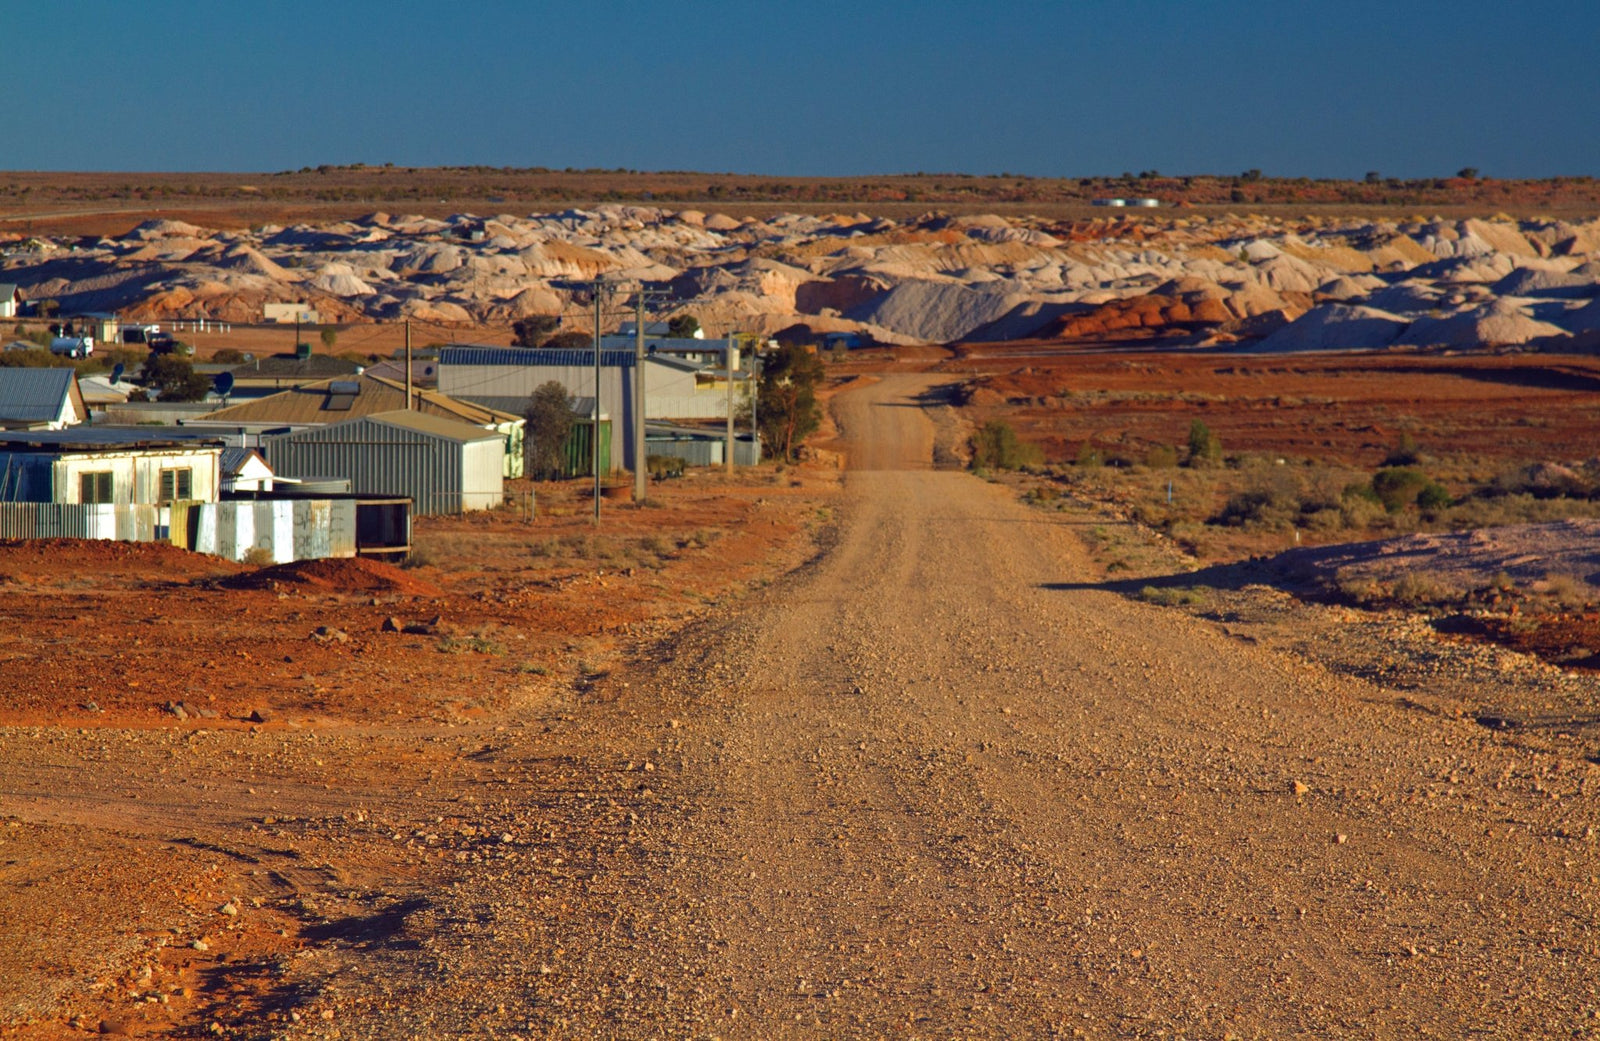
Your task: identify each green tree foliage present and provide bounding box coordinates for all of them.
[1372,467,1450,512]
[140,355,212,402]
[319,326,338,349]
[524,380,576,479]
[511,314,559,347]
[1186,419,1221,466]
[756,345,825,463]
[1457,167,1480,181]
[667,313,700,339]
[970,420,1041,471]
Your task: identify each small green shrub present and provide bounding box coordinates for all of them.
[646,454,686,479]
[1139,585,1210,607]
[1144,445,1179,469]
[1372,467,1431,512]
[1186,419,1221,467]
[971,420,1042,471]
[1416,482,1453,511]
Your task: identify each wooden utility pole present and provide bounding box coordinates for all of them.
[593,287,603,526]
[404,320,413,410]
[725,336,735,475]
[634,293,647,503]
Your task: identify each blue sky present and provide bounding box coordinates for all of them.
[8,1,1596,179]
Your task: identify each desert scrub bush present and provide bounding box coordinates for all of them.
[1074,442,1103,467]
[1139,584,1211,607]
[971,420,1042,471]
[1185,419,1222,468]
[1534,571,1591,609]
[1211,469,1303,530]
[1334,570,1385,606]
[1383,432,1422,466]
[1391,570,1458,606]
[1371,467,1435,512]
[438,632,507,655]
[646,454,686,479]
[1143,444,1179,469]
[241,546,275,567]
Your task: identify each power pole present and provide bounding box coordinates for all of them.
[725,334,735,475]
[404,320,413,411]
[631,285,669,503]
[593,285,604,526]
[750,346,760,462]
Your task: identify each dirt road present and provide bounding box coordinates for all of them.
[8,375,1598,1038]
[244,374,1589,1038]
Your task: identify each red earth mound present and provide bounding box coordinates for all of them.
[1039,294,1233,340]
[0,537,240,582]
[220,556,444,597]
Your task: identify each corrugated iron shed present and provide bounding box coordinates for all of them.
[0,368,85,426]
[262,410,504,515]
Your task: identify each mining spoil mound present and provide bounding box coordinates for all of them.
[0,537,240,584]
[220,556,444,597]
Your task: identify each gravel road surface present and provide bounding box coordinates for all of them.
[261,373,1595,1039]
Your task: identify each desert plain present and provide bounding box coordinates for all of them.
[5,174,1600,1037]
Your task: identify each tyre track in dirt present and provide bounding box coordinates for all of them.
[294,374,1598,1038]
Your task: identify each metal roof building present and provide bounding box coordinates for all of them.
[261,410,504,515]
[438,345,750,473]
[193,373,526,478]
[0,368,87,430]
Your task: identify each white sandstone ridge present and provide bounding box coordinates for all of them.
[2,208,1599,349]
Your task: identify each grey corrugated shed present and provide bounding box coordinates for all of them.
[262,410,503,515]
[0,368,75,424]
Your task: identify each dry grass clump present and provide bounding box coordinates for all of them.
[1138,584,1211,607]
[1333,567,1460,608]
[1532,571,1593,610]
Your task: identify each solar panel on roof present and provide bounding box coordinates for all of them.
[327,380,361,395]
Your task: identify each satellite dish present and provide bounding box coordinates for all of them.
[110,362,124,386]
[212,371,235,397]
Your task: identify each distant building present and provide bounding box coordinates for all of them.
[263,302,322,324]
[0,368,88,430]
[598,334,741,370]
[0,284,20,320]
[616,320,704,340]
[437,345,753,473]
[220,447,275,494]
[226,350,362,396]
[1091,198,1128,207]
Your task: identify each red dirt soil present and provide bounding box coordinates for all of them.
[219,556,443,597]
[936,348,1600,468]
